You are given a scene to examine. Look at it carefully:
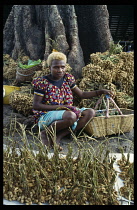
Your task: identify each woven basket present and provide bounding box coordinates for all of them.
[16,64,42,82]
[84,95,134,137]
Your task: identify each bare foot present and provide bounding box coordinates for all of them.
[40,130,63,151]
[58,146,63,151]
[51,135,63,151]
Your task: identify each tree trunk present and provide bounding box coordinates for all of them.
[3,5,112,79]
[75,5,113,64]
[91,5,113,51]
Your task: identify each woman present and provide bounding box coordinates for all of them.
[32,52,114,150]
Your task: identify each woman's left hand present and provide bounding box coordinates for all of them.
[101,89,115,98]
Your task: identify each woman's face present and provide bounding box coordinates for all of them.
[50,60,66,80]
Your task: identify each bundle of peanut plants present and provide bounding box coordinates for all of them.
[117,149,134,202]
[3,121,122,205]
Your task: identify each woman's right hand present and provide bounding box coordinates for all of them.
[65,106,81,119]
[57,105,81,119]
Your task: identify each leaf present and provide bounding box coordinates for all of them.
[18,59,41,69]
[28,60,33,65]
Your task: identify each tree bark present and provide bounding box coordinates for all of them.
[3,5,112,79]
[74,5,113,64]
[91,5,113,51]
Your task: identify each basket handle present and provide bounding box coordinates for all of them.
[94,94,104,110]
[106,95,123,116]
[94,94,123,117]
[106,96,109,118]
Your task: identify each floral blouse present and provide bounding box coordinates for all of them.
[32,73,77,123]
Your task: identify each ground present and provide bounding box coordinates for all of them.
[3,104,134,156]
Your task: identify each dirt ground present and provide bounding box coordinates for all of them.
[3,104,134,156]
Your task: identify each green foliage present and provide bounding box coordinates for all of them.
[18,59,41,69]
[109,41,123,55]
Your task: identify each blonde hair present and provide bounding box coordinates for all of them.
[47,52,67,67]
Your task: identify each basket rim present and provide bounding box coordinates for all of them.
[95,108,134,111]
[16,70,35,76]
[93,114,134,119]
[94,108,134,118]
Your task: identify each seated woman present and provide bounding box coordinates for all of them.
[32,52,114,150]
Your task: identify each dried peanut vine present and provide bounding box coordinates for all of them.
[4,137,120,205]
[3,122,134,205]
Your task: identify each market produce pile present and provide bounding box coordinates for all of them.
[78,50,134,109]
[3,42,134,116]
[3,54,33,81]
[117,151,134,201]
[9,85,34,116]
[3,54,18,80]
[3,136,134,205]
[3,138,118,205]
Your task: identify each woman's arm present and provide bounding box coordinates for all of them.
[33,94,77,111]
[33,94,64,111]
[72,86,114,99]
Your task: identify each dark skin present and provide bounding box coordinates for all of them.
[33,60,114,150]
